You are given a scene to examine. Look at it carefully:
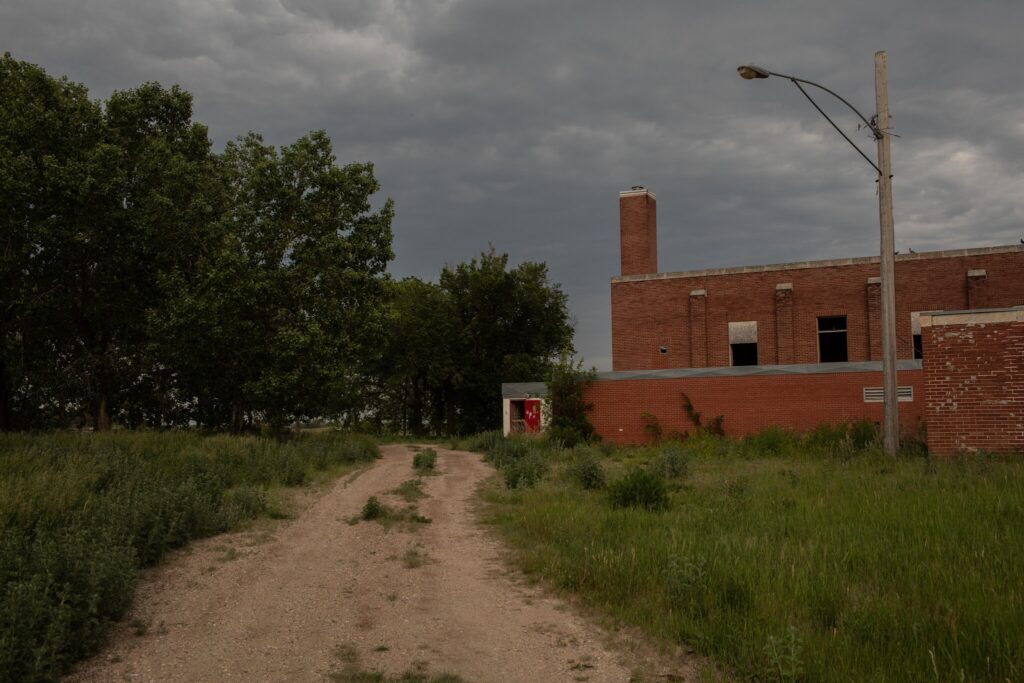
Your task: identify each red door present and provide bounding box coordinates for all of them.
[523,399,542,432]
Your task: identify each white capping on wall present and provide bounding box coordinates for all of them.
[919,306,1024,328]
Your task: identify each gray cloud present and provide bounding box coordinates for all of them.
[4,0,1023,369]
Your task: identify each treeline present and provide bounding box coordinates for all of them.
[1,54,573,434]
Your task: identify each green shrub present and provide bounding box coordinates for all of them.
[652,442,689,480]
[608,468,669,510]
[486,437,532,469]
[465,430,504,453]
[568,451,606,490]
[503,451,548,489]
[360,496,387,520]
[849,419,879,449]
[743,426,798,457]
[412,448,437,472]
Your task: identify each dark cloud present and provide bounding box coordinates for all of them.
[4,0,1022,369]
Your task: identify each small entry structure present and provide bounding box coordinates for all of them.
[502,382,547,436]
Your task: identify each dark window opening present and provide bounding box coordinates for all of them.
[731,342,758,366]
[818,316,848,363]
[913,334,923,359]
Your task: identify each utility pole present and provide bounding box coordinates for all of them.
[874,50,899,455]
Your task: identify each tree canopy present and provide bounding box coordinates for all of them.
[1,54,394,431]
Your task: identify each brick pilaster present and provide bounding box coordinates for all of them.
[689,289,707,368]
[774,283,794,364]
[866,276,882,361]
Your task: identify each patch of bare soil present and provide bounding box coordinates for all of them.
[66,445,695,682]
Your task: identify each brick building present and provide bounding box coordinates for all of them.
[503,187,1024,451]
[612,187,1024,371]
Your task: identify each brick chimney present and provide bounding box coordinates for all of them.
[619,186,657,276]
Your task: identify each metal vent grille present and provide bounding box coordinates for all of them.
[863,386,913,403]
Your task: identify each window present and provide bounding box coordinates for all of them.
[729,321,758,366]
[911,312,923,359]
[817,316,848,363]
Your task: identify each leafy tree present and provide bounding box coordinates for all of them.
[0,53,104,429]
[439,248,573,433]
[545,352,596,446]
[152,132,393,431]
[374,277,457,434]
[37,81,217,429]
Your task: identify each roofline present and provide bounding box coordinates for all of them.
[611,244,1024,284]
[502,359,924,397]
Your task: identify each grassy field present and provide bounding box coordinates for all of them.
[0,430,378,683]
[474,429,1024,682]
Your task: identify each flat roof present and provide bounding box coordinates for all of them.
[611,244,1024,284]
[502,359,924,398]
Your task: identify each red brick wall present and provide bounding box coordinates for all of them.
[583,369,925,445]
[619,190,657,276]
[611,250,1024,371]
[922,312,1024,456]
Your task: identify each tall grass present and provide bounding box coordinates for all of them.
[478,428,1024,681]
[0,430,378,683]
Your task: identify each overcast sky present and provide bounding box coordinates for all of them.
[4,0,1023,369]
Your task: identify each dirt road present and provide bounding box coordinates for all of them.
[67,445,666,682]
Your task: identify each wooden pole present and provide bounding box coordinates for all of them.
[874,50,899,455]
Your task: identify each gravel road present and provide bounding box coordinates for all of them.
[66,445,678,682]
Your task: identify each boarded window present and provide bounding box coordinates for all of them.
[729,321,758,366]
[818,316,848,363]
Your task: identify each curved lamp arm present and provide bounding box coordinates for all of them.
[738,65,882,175]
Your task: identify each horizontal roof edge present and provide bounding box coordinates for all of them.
[611,244,1024,284]
[502,360,924,396]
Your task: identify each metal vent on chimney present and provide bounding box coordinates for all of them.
[631,185,645,190]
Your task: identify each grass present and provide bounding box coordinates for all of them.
[0,430,378,683]
[476,429,1024,682]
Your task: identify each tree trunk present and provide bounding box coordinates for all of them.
[94,394,112,431]
[0,356,12,431]
[230,400,244,435]
[444,384,457,437]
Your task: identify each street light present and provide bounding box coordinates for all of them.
[738,52,900,455]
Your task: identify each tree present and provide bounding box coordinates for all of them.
[438,248,573,433]
[0,53,104,429]
[152,132,394,431]
[545,353,596,446]
[373,278,457,434]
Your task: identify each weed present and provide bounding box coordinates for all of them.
[651,442,689,480]
[361,496,387,521]
[568,452,605,490]
[640,412,663,441]
[413,449,438,473]
[130,618,150,637]
[391,479,427,502]
[762,626,804,682]
[402,547,428,568]
[608,468,668,510]
[503,451,547,489]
